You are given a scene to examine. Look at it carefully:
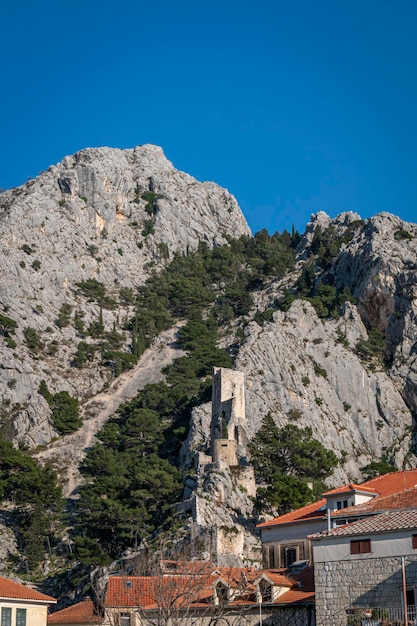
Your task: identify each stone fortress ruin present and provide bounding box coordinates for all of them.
[181,367,260,565]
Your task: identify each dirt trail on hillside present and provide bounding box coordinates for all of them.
[35,323,186,497]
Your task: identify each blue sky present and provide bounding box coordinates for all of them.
[1,0,416,234]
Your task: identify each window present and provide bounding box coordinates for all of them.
[337,499,349,510]
[259,579,272,603]
[215,582,229,605]
[412,534,417,549]
[119,614,131,626]
[285,547,297,566]
[406,588,415,607]
[16,609,26,626]
[268,545,276,568]
[350,539,371,554]
[1,608,11,626]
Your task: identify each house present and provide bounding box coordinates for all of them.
[310,506,417,626]
[47,598,102,625]
[257,469,417,568]
[48,562,315,626]
[0,575,56,626]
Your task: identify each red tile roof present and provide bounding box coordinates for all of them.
[362,470,417,495]
[270,566,315,604]
[255,571,294,588]
[257,470,417,529]
[48,599,102,624]
[322,484,378,496]
[104,565,315,610]
[331,485,417,518]
[310,508,417,539]
[257,499,327,528]
[274,588,315,604]
[0,576,56,604]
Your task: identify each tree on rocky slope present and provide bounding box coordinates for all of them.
[249,413,338,514]
[0,440,63,571]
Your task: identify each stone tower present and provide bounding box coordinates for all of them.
[210,367,246,465]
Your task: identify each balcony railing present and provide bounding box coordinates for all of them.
[347,604,417,625]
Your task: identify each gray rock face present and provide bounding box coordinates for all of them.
[0,145,250,446]
[237,300,411,483]
[184,212,417,489]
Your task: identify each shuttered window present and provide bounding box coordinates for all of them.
[350,539,371,554]
[412,534,417,549]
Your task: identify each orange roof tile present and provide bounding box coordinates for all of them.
[106,574,216,608]
[104,566,316,610]
[257,470,417,529]
[274,588,315,604]
[0,576,56,604]
[48,599,102,624]
[257,499,327,528]
[362,470,417,496]
[322,483,378,496]
[255,571,294,587]
[332,485,417,517]
[311,508,417,539]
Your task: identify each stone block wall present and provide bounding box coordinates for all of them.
[314,556,417,626]
[213,439,238,465]
[211,368,246,453]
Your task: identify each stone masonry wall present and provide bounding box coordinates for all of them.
[315,557,417,626]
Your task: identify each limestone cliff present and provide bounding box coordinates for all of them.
[184,212,417,487]
[0,145,250,447]
[1,144,417,570]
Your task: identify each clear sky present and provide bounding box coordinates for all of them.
[1,0,416,234]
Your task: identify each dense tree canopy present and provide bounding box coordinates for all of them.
[249,413,338,514]
[0,441,63,570]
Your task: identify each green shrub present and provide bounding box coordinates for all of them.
[32,259,41,271]
[55,302,72,328]
[87,244,98,257]
[0,313,18,337]
[394,229,413,241]
[313,362,327,378]
[141,219,155,237]
[356,328,386,363]
[50,391,81,434]
[254,308,274,326]
[23,327,43,353]
[141,191,161,216]
[71,341,96,368]
[46,340,59,356]
[76,279,116,309]
[158,242,169,259]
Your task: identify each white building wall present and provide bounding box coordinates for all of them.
[313,528,417,563]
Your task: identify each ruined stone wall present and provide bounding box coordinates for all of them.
[211,368,246,452]
[230,465,257,498]
[213,439,238,465]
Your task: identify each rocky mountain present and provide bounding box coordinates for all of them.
[0,145,249,447]
[1,144,417,582]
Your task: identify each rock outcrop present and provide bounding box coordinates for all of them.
[184,212,417,486]
[1,144,417,571]
[0,145,250,446]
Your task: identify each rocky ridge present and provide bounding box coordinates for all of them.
[1,145,417,572]
[184,212,417,486]
[0,145,250,447]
